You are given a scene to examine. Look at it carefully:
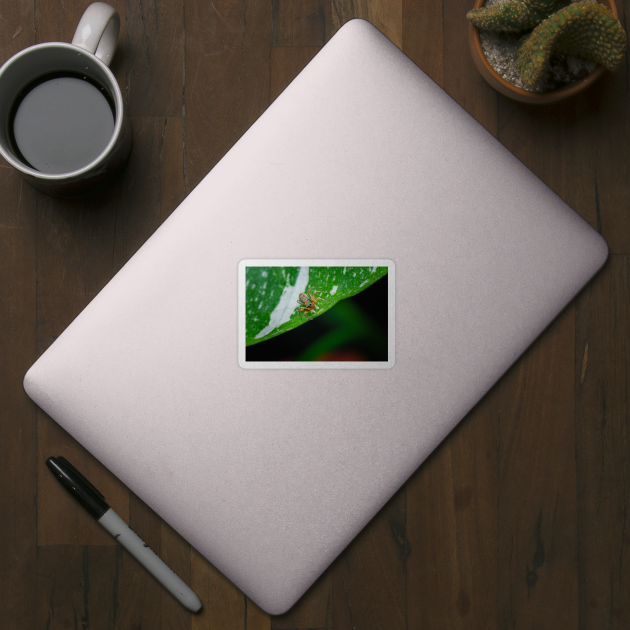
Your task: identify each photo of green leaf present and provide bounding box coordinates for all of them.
[244,265,389,362]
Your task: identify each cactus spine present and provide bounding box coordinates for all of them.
[516,1,627,85]
[467,0,568,33]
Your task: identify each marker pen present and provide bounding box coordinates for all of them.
[46,456,202,613]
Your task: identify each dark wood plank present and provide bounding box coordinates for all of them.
[271,573,332,629]
[270,47,321,103]
[0,0,35,53]
[443,0,497,131]
[36,0,127,93]
[36,114,184,544]
[126,0,184,117]
[190,549,248,630]
[36,0,120,44]
[184,0,272,192]
[188,561,271,630]
[488,36,629,629]
[36,545,118,630]
[33,181,129,546]
[0,4,39,629]
[32,0,127,353]
[402,0,444,88]
[30,0,187,588]
[27,36,186,614]
[0,126,38,630]
[112,116,185,270]
[494,63,630,257]
[491,14,629,627]
[247,600,272,630]
[36,0,126,44]
[1,0,628,627]
[158,518,197,629]
[407,394,499,629]
[34,188,121,354]
[110,494,192,629]
[582,71,630,254]
[330,486,408,630]
[496,97,598,224]
[497,304,578,628]
[158,117,187,220]
[576,255,630,629]
[37,415,129,546]
[331,0,402,48]
[404,3,499,625]
[271,0,332,46]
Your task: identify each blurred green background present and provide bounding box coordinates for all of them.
[246,274,388,361]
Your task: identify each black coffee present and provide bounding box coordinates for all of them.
[10,73,115,174]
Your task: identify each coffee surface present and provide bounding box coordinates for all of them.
[12,74,115,174]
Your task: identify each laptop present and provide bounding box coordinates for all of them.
[23,19,608,614]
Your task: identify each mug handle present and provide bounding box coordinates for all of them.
[71,2,120,67]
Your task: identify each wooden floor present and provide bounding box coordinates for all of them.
[1,0,629,628]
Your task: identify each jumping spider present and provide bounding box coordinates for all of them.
[296,286,328,320]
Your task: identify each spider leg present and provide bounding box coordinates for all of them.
[299,306,314,320]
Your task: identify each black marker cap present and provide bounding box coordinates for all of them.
[46,456,110,519]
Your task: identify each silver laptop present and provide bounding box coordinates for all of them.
[24,19,608,614]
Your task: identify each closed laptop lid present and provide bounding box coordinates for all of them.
[24,19,607,614]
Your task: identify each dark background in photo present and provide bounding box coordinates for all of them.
[246,274,388,361]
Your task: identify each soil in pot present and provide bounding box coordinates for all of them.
[479,0,598,93]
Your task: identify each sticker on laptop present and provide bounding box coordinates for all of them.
[238,259,395,369]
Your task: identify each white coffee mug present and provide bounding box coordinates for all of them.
[0,2,132,197]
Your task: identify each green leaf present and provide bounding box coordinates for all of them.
[245,265,388,346]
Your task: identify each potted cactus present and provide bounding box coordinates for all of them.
[467,0,627,103]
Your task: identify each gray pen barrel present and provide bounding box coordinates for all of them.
[98,508,202,612]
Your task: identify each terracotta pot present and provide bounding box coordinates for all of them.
[468,0,619,103]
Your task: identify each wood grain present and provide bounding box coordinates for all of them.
[112,116,185,270]
[331,486,408,630]
[1,0,629,627]
[494,60,630,258]
[0,4,39,629]
[497,304,579,629]
[0,141,38,630]
[404,3,500,626]
[576,256,630,629]
[36,545,119,630]
[116,495,192,629]
[37,416,129,546]
[35,0,127,94]
[443,0,497,131]
[125,0,184,117]
[583,72,630,254]
[184,0,271,191]
[403,0,444,87]
[271,573,332,629]
[270,47,321,103]
[271,0,332,46]
[407,393,498,629]
[332,0,402,48]
[190,549,248,630]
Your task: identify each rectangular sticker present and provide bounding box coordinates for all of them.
[238,259,395,369]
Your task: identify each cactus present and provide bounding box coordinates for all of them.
[467,0,568,33]
[516,1,627,85]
